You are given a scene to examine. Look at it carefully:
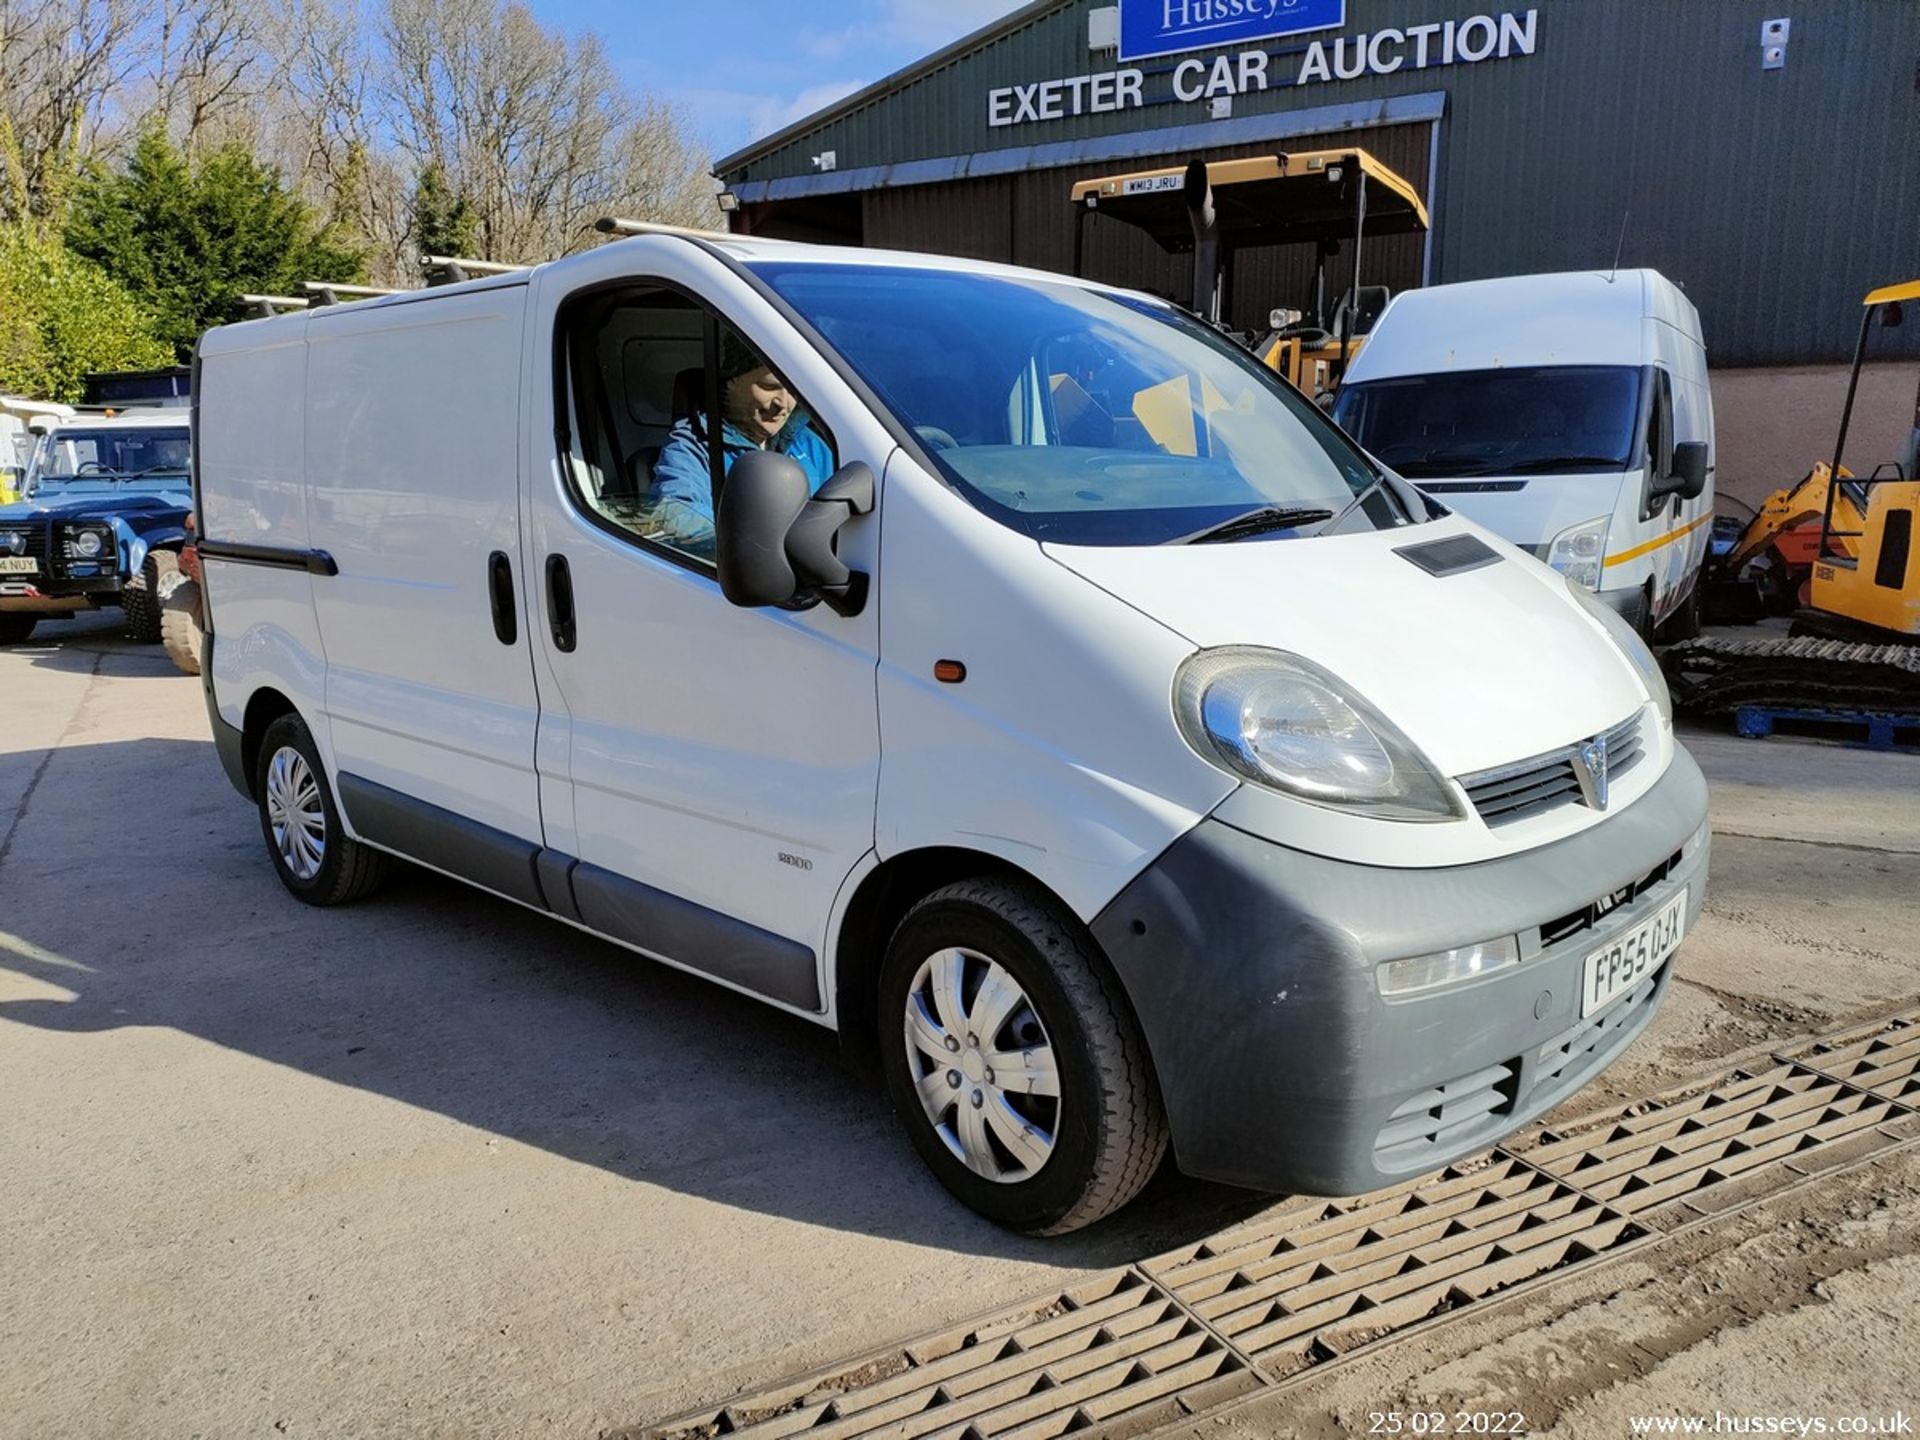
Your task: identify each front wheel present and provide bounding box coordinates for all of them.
[124,550,178,643]
[255,713,394,906]
[0,614,36,645]
[879,878,1167,1235]
[1656,574,1704,644]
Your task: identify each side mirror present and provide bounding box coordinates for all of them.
[1659,440,1710,500]
[715,453,873,616]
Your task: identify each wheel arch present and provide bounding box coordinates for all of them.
[239,687,303,800]
[833,845,1133,1078]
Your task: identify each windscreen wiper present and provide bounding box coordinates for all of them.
[1170,505,1335,546]
[1321,469,1409,533]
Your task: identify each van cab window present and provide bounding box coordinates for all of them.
[754,262,1388,546]
[558,287,836,566]
[1334,366,1643,478]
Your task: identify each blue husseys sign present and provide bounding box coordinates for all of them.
[1119,0,1347,61]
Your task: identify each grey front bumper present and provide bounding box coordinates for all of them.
[1091,746,1710,1195]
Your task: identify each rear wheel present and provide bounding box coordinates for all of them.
[124,550,177,643]
[255,713,394,906]
[878,877,1167,1235]
[160,578,203,675]
[0,614,36,645]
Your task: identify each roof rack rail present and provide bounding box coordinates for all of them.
[594,216,733,240]
[298,281,407,307]
[240,294,311,319]
[420,255,530,287]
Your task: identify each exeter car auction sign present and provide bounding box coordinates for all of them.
[987,7,1538,128]
[1120,0,1347,62]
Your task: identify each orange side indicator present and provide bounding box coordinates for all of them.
[933,659,967,684]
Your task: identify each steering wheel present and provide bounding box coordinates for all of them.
[914,425,960,452]
[76,461,113,475]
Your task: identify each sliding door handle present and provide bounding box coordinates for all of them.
[487,551,517,645]
[545,553,576,653]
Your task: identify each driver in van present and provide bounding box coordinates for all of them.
[646,334,836,559]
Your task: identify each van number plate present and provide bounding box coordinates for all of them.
[1581,888,1687,1017]
[0,557,36,574]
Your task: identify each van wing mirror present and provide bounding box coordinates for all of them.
[1661,440,1710,500]
[715,453,872,617]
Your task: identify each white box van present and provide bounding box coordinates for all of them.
[1334,270,1715,639]
[194,237,1708,1234]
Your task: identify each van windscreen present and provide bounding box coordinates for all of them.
[1333,366,1643,478]
[751,262,1393,546]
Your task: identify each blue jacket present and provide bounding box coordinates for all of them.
[648,413,836,529]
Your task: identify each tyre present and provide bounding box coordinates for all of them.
[160,578,203,675]
[0,614,35,645]
[1656,575,1704,644]
[878,877,1167,1235]
[255,713,394,906]
[124,550,177,643]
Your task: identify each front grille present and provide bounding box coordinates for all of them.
[1462,712,1646,826]
[0,520,53,578]
[1540,847,1686,949]
[1374,1059,1520,1170]
[1534,963,1666,1089]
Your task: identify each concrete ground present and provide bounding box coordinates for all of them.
[1,611,1915,1439]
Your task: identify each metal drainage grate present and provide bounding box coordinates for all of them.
[1143,1155,1645,1377]
[636,1008,1920,1440]
[640,1269,1259,1440]
[1508,1059,1920,1225]
[1784,1011,1920,1110]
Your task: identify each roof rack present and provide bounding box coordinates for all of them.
[240,294,311,319]
[594,216,733,240]
[298,281,406,307]
[421,255,530,287]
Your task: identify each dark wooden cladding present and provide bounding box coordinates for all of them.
[857,122,1431,333]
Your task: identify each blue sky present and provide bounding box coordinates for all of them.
[542,0,1028,163]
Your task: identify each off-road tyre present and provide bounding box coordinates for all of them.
[255,713,395,906]
[123,550,177,643]
[878,876,1168,1235]
[160,578,203,675]
[0,614,35,644]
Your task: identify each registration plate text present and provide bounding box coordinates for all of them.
[0,556,37,574]
[1581,888,1687,1017]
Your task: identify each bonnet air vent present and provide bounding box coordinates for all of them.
[1394,534,1502,576]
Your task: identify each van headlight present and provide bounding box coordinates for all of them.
[1174,647,1465,821]
[1546,515,1610,589]
[1568,578,1672,726]
[73,529,104,557]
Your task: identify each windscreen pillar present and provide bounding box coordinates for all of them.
[1184,159,1222,325]
[1337,171,1368,388]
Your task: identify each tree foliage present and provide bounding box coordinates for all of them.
[64,127,364,359]
[0,227,172,402]
[410,161,477,260]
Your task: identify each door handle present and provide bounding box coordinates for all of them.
[545,553,576,653]
[487,551,517,645]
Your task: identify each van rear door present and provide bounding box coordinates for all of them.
[302,284,547,898]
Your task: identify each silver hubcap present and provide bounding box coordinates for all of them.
[904,947,1059,1184]
[265,746,326,881]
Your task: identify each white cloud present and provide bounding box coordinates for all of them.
[748,80,868,140]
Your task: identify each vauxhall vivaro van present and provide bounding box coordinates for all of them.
[1335,270,1715,639]
[194,236,1708,1234]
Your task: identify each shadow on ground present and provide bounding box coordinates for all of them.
[0,723,1272,1266]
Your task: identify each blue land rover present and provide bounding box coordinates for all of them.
[0,412,193,645]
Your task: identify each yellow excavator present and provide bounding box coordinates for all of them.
[1666,279,1920,729]
[1069,148,1429,397]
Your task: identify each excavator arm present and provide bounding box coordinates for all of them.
[1723,461,1865,570]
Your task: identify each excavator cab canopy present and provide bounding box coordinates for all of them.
[1068,148,1429,255]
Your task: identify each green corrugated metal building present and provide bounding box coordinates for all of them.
[714,0,1918,378]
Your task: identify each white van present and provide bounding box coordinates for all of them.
[1334,270,1715,638]
[194,237,1708,1234]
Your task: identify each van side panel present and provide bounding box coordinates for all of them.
[198,320,329,749]
[875,454,1236,923]
[303,288,545,848]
